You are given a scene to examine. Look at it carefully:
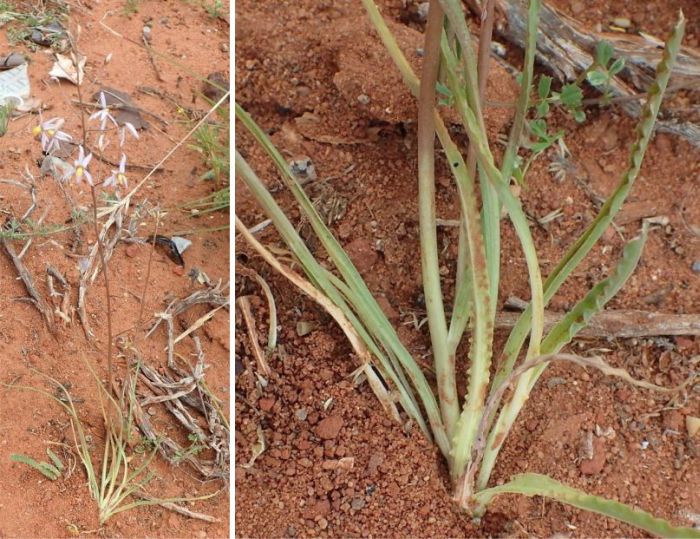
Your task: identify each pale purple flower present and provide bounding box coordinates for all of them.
[119,122,139,146]
[33,117,72,154]
[89,92,118,131]
[103,154,128,188]
[73,146,94,185]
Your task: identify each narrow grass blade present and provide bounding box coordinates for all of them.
[439,43,544,483]
[541,223,649,353]
[360,0,419,95]
[437,0,503,319]
[434,98,494,480]
[474,473,700,538]
[235,216,403,424]
[500,0,541,184]
[236,111,450,455]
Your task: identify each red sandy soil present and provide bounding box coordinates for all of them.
[235,0,699,537]
[0,1,230,537]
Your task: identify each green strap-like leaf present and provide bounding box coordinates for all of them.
[491,12,686,411]
[475,473,700,538]
[10,454,60,481]
[46,448,64,472]
[542,222,648,354]
[478,224,649,491]
[235,151,439,449]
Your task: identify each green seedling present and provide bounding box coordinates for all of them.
[173,433,206,464]
[179,186,230,216]
[11,448,64,481]
[0,102,12,136]
[190,120,229,185]
[586,41,626,104]
[236,1,697,536]
[205,0,225,19]
[123,0,140,15]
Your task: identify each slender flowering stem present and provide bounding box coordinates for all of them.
[90,185,114,394]
[137,212,160,330]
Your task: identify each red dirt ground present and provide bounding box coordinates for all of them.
[235,0,699,537]
[0,1,230,537]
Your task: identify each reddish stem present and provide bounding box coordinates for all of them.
[90,185,114,394]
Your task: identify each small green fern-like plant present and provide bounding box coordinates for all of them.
[235,1,697,536]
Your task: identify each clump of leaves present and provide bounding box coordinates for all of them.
[122,0,140,15]
[180,186,230,216]
[0,1,68,51]
[9,361,217,525]
[185,103,229,214]
[235,0,699,536]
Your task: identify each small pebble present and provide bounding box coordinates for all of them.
[571,0,585,15]
[547,377,566,389]
[318,518,328,530]
[259,397,275,412]
[125,244,139,258]
[612,17,631,29]
[295,408,308,421]
[416,2,429,21]
[357,94,370,105]
[351,498,365,510]
[692,261,700,273]
[315,415,344,440]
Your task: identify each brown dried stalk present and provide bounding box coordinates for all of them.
[146,281,230,368]
[122,341,229,481]
[236,296,271,378]
[495,309,700,337]
[0,179,54,331]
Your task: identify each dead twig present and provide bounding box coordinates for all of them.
[47,264,73,326]
[119,341,229,481]
[1,235,55,331]
[142,38,165,82]
[495,309,700,338]
[77,196,128,341]
[478,0,700,145]
[235,296,271,378]
[146,281,230,368]
[0,178,54,331]
[136,493,220,522]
